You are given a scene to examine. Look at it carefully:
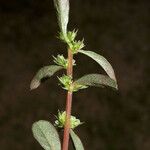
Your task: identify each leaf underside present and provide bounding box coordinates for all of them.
[78,50,117,82]
[30,65,63,90]
[53,0,69,35]
[75,74,118,90]
[70,129,84,150]
[32,120,61,150]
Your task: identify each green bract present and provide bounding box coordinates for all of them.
[59,30,85,54]
[71,40,85,54]
[53,54,76,69]
[58,75,88,92]
[72,83,88,92]
[55,111,82,129]
[53,55,68,68]
[67,30,78,42]
[58,75,72,90]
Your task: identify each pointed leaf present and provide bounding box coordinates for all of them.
[53,0,69,35]
[70,129,84,150]
[78,50,116,81]
[74,74,118,90]
[30,65,63,90]
[32,120,61,150]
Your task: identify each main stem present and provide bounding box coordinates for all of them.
[62,48,73,150]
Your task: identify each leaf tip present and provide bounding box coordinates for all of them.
[30,79,40,90]
[115,82,119,90]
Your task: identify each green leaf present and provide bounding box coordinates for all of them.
[32,120,61,150]
[30,65,63,90]
[53,0,69,36]
[70,129,84,150]
[74,74,118,90]
[78,50,117,81]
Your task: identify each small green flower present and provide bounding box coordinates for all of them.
[58,75,88,92]
[58,30,78,43]
[71,39,85,54]
[53,55,76,69]
[72,83,88,92]
[58,30,85,54]
[58,75,72,90]
[54,111,82,129]
[53,55,68,68]
[67,30,78,42]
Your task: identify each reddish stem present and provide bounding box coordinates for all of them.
[62,49,73,150]
[67,48,73,76]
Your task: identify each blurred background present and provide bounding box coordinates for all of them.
[0,0,149,149]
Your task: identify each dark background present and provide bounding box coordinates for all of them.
[0,0,149,149]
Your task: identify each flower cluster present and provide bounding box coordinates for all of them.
[59,30,85,54]
[53,55,76,69]
[54,111,82,129]
[58,75,88,92]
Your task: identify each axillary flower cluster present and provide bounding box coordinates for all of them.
[55,111,82,129]
[59,30,85,54]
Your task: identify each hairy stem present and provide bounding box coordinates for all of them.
[62,49,73,150]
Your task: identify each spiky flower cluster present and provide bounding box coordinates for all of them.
[59,30,85,54]
[55,111,82,129]
[58,75,88,92]
[53,55,76,69]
